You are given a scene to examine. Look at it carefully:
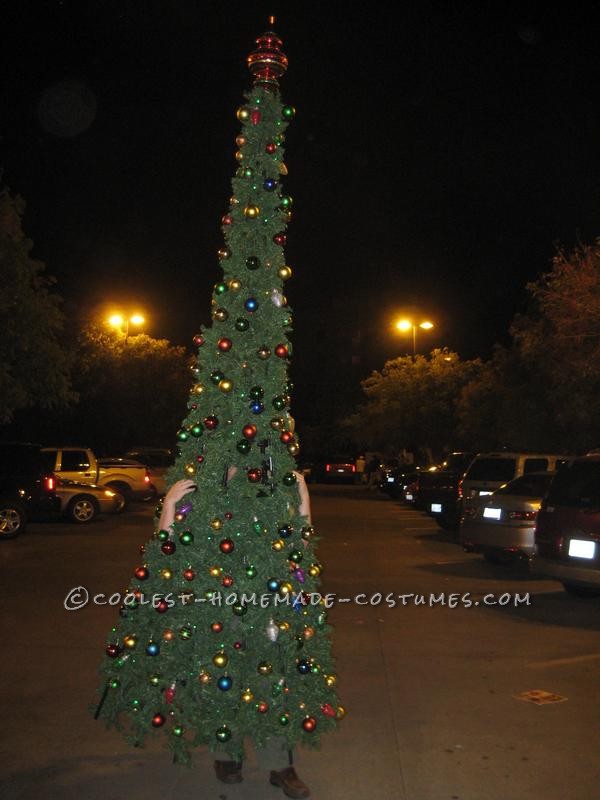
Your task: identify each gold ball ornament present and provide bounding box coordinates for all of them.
[325,674,337,688]
[278,621,291,632]
[210,518,223,530]
[213,652,228,668]
[184,463,196,476]
[279,581,293,595]
[336,706,347,720]
[160,568,173,580]
[242,689,254,703]
[270,417,285,430]
[209,566,222,578]
[228,279,242,291]
[258,661,273,675]
[192,383,204,395]
[163,629,175,641]
[287,442,300,456]
[213,308,229,322]
[123,635,137,649]
[272,539,285,552]
[278,266,292,280]
[257,345,271,360]
[236,135,247,147]
[198,670,211,684]
[244,205,260,219]
[235,150,244,162]
[308,564,322,578]
[219,379,233,393]
[236,106,251,121]
[303,626,315,639]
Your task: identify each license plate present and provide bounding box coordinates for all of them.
[431,503,442,513]
[479,491,493,496]
[387,476,394,483]
[568,539,596,559]
[405,493,413,501]
[483,507,501,520]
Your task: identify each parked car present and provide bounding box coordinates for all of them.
[460,471,555,563]
[532,454,600,596]
[41,447,154,504]
[420,451,476,529]
[0,442,61,538]
[122,447,175,496]
[460,451,570,502]
[309,456,356,484]
[55,478,125,523]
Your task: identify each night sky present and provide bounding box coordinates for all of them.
[3,1,600,421]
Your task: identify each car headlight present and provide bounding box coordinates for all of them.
[104,490,116,497]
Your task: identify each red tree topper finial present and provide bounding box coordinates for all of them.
[247,20,288,88]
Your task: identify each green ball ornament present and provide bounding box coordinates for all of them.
[109,679,120,689]
[249,386,264,400]
[216,725,232,743]
[177,429,189,442]
[289,549,303,563]
[272,395,286,411]
[280,196,293,209]
[282,473,297,486]
[179,531,194,545]
[246,256,260,270]
[131,698,142,709]
[179,625,193,640]
[232,603,247,617]
[246,565,257,578]
[279,713,290,726]
[252,521,263,534]
[210,370,225,385]
[149,674,161,686]
[157,529,170,542]
[173,725,184,737]
[244,167,254,178]
[282,105,296,120]
[235,318,250,332]
[215,282,228,295]
[237,439,251,455]
[190,425,203,438]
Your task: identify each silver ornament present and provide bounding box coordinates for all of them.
[266,619,279,642]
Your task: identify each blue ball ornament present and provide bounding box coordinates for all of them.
[146,642,160,656]
[245,298,258,312]
[297,659,311,674]
[264,178,277,191]
[217,676,233,691]
[267,578,280,592]
[250,401,265,414]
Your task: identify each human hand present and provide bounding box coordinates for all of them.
[164,479,197,507]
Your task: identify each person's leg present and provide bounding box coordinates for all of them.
[214,745,243,784]
[258,738,310,798]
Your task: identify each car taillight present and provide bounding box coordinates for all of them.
[458,480,463,499]
[144,471,151,483]
[508,510,537,521]
[350,465,356,472]
[45,476,55,491]
[325,464,332,472]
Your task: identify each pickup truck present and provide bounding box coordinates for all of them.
[40,447,155,503]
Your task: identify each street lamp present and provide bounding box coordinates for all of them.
[395,318,434,358]
[108,312,145,343]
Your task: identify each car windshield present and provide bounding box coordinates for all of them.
[465,458,516,482]
[443,453,473,472]
[495,473,554,497]
[546,461,600,508]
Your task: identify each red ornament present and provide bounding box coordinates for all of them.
[242,424,257,440]
[234,641,243,650]
[183,568,195,581]
[161,541,176,555]
[280,431,293,444]
[265,142,277,154]
[257,701,269,713]
[134,566,149,581]
[222,575,234,588]
[247,468,262,483]
[274,343,288,358]
[221,214,233,226]
[224,511,233,520]
[251,109,262,125]
[219,538,235,554]
[106,644,120,659]
[193,334,205,347]
[197,455,205,463]
[211,622,224,633]
[321,703,336,718]
[302,716,317,732]
[164,686,176,704]
[152,713,166,728]
[217,337,233,352]
[204,415,219,430]
[156,599,169,614]
[273,233,286,246]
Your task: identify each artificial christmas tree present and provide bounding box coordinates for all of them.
[94,20,343,770]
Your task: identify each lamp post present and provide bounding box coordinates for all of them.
[108,312,145,343]
[395,318,434,358]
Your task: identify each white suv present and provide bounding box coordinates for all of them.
[460,452,571,501]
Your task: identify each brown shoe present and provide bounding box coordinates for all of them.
[214,760,243,784]
[270,766,310,798]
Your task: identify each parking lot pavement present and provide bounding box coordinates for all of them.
[2,487,600,800]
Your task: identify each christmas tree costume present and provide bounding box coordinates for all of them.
[94,20,343,785]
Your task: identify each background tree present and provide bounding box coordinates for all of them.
[0,185,73,423]
[345,349,482,461]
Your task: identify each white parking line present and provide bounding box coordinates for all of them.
[527,654,600,669]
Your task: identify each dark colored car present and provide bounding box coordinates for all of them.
[532,454,600,596]
[0,442,61,538]
[420,451,476,529]
[309,456,356,484]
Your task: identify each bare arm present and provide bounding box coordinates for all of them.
[293,470,312,523]
[158,479,197,531]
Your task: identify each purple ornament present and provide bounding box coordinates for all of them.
[177,502,193,517]
[294,568,305,584]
